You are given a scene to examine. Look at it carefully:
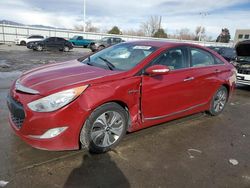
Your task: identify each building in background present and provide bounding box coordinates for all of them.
[234,29,250,43]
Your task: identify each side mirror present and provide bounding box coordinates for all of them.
[145,65,170,75]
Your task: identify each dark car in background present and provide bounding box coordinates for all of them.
[89,37,124,52]
[208,46,236,62]
[27,37,73,52]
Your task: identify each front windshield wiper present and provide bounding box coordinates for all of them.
[87,56,93,65]
[83,56,93,66]
[98,56,115,70]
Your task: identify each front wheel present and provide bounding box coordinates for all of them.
[80,103,128,153]
[208,86,228,116]
[37,45,43,51]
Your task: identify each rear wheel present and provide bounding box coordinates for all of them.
[20,41,26,46]
[63,46,70,52]
[208,86,228,116]
[98,45,105,51]
[80,103,128,153]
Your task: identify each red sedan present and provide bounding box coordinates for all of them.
[7,41,236,153]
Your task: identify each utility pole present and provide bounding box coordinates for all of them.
[198,12,209,41]
[83,0,86,32]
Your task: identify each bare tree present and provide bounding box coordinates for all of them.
[195,26,206,41]
[123,29,145,36]
[178,28,195,40]
[74,21,99,33]
[140,15,162,36]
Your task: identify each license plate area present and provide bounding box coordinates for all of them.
[237,76,245,80]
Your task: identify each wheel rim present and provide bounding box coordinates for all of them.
[37,46,42,51]
[213,90,227,113]
[64,46,69,51]
[90,111,124,147]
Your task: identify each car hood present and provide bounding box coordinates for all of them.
[17,59,122,96]
[235,40,250,57]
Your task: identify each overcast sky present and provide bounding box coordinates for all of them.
[0,0,250,39]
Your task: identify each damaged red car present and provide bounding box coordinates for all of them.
[7,41,236,153]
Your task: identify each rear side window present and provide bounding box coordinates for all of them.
[47,37,56,42]
[215,57,224,64]
[153,48,188,70]
[28,35,43,39]
[57,38,65,42]
[114,38,121,43]
[191,48,215,67]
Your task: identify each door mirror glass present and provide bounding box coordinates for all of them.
[145,65,170,75]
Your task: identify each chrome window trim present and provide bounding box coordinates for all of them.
[144,102,207,121]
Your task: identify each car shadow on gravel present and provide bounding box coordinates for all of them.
[64,152,130,188]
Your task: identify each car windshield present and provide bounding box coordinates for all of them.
[100,37,109,42]
[71,36,78,40]
[81,43,158,71]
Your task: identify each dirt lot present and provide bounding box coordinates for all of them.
[0,44,250,188]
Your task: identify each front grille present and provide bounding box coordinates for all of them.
[6,94,25,129]
[10,114,24,129]
[237,69,250,75]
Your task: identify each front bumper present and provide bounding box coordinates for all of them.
[236,73,250,86]
[7,93,90,151]
[26,43,34,49]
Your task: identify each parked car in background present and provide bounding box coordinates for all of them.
[15,35,45,46]
[89,37,124,52]
[233,40,250,86]
[207,46,236,62]
[69,35,94,48]
[27,37,73,52]
[7,41,236,153]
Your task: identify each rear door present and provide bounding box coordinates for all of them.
[56,38,66,49]
[45,37,56,49]
[141,47,198,120]
[187,47,226,105]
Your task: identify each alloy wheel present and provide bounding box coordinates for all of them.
[90,111,124,147]
[213,89,227,113]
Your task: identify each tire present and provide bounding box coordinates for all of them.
[80,103,128,153]
[90,44,96,52]
[98,45,105,51]
[63,46,70,52]
[37,45,43,51]
[208,86,228,116]
[20,41,26,46]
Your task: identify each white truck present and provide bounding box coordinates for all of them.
[15,35,45,46]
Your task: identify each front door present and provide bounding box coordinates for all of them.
[141,47,197,121]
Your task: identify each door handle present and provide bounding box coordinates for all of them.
[184,77,194,82]
[214,69,221,73]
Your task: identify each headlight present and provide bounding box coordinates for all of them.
[28,85,88,112]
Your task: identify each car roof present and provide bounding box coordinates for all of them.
[126,40,207,49]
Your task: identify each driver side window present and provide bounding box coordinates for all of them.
[153,48,187,70]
